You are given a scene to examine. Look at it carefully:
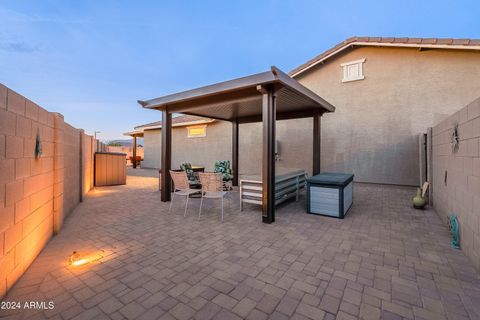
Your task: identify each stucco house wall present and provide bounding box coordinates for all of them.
[143,129,161,169]
[141,122,232,172]
[140,118,316,176]
[239,118,314,176]
[295,46,480,185]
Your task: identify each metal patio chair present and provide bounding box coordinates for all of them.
[169,170,200,217]
[198,172,228,222]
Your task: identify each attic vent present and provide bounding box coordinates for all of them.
[341,58,365,82]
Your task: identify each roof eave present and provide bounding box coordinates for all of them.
[134,119,216,131]
[123,131,144,137]
[290,41,480,78]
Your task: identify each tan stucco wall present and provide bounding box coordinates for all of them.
[141,118,317,176]
[296,46,480,185]
[142,129,162,169]
[142,122,232,171]
[142,121,232,171]
[0,84,95,298]
[173,122,231,171]
[431,97,480,269]
[239,118,314,176]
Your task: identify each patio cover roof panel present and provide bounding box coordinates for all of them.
[138,66,334,122]
[175,86,327,123]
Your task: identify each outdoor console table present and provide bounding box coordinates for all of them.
[240,168,306,210]
[307,172,354,218]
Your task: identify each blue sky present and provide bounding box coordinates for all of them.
[1,0,479,141]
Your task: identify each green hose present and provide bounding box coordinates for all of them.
[449,213,459,249]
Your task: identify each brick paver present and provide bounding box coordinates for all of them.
[1,168,480,319]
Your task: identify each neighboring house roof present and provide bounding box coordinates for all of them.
[133,114,215,131]
[290,36,480,77]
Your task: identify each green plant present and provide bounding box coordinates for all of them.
[107,141,123,147]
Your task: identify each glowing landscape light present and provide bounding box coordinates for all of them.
[69,250,104,267]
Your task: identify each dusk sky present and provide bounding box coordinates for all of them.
[1,0,479,141]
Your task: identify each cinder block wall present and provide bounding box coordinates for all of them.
[0,84,95,298]
[432,97,480,269]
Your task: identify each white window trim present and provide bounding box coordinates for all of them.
[341,58,366,83]
[187,125,207,138]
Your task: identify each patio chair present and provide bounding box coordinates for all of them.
[169,170,200,217]
[180,162,200,185]
[198,172,228,222]
[128,156,142,166]
[214,160,233,190]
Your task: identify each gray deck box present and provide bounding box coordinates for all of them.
[307,173,354,218]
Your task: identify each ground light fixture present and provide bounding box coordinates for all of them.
[68,250,104,267]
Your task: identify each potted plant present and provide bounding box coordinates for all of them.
[413,182,428,209]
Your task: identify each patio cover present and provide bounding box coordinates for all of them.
[138,66,335,223]
[123,131,143,169]
[139,66,334,123]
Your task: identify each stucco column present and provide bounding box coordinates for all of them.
[53,113,65,234]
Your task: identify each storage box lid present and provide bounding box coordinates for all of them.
[307,172,354,186]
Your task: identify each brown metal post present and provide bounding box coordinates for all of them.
[132,136,137,169]
[232,119,239,186]
[161,111,172,201]
[258,85,276,224]
[313,111,321,175]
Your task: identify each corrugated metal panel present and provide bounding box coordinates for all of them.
[343,182,353,214]
[310,187,340,216]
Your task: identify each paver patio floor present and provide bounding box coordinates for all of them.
[1,169,480,320]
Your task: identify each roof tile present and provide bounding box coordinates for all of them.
[392,37,409,43]
[356,36,369,42]
[452,39,470,45]
[437,38,453,45]
[380,37,395,43]
[420,38,437,44]
[407,38,422,44]
[345,36,358,42]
